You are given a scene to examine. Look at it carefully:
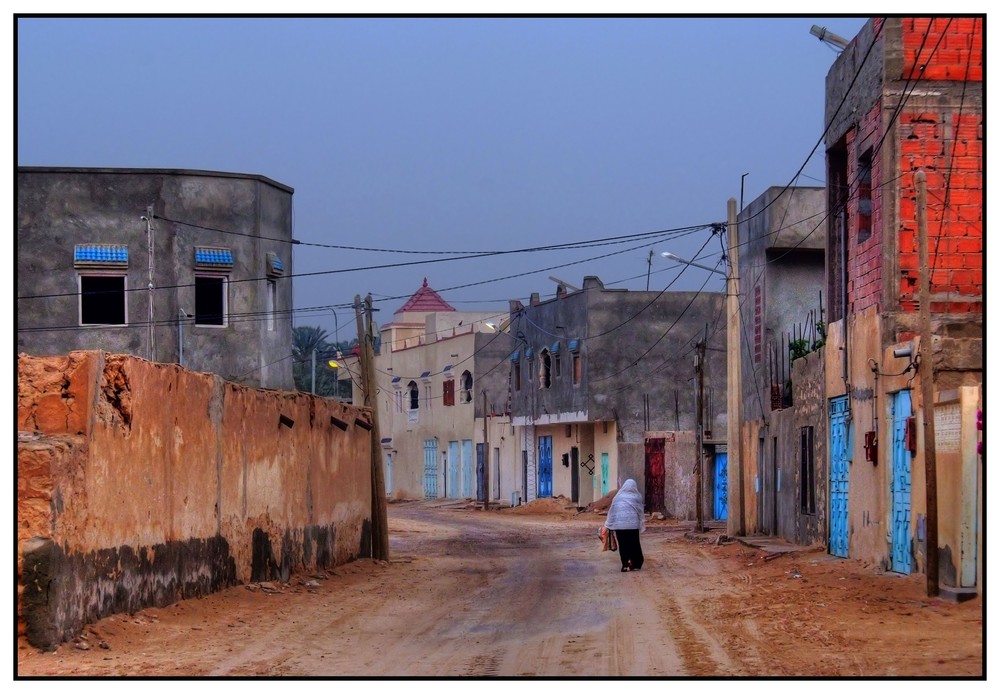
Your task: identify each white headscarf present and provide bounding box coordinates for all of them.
[604,479,645,532]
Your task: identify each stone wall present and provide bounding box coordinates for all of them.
[17,351,372,650]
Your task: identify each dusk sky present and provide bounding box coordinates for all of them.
[16,15,872,344]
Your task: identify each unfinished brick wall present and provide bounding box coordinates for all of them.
[17,351,373,650]
[896,17,983,315]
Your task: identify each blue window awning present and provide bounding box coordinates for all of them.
[194,247,234,268]
[524,348,534,359]
[266,251,284,277]
[550,341,560,353]
[510,350,520,362]
[568,339,580,352]
[74,244,128,267]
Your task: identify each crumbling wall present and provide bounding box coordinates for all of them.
[17,351,373,650]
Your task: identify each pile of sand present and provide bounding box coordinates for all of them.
[585,488,618,513]
[504,495,580,516]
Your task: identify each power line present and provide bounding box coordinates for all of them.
[16,222,715,302]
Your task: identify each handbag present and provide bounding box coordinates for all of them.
[599,525,618,552]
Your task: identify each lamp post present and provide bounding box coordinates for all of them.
[660,252,727,277]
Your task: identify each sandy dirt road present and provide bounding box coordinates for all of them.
[16,498,983,678]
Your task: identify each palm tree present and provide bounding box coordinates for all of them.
[292,326,356,398]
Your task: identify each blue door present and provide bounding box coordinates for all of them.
[601,453,609,497]
[423,439,438,498]
[462,439,474,498]
[448,441,460,498]
[538,436,553,497]
[714,450,728,520]
[891,390,913,574]
[829,396,851,558]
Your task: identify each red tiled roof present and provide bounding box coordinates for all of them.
[395,278,456,314]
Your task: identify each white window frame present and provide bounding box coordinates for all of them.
[266,279,276,331]
[78,272,128,326]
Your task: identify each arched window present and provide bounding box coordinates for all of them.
[460,371,473,403]
[539,349,552,389]
[408,381,419,410]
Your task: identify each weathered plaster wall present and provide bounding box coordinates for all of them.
[660,432,696,520]
[790,350,828,547]
[17,351,371,649]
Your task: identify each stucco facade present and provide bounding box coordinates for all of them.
[17,167,295,389]
[342,280,516,502]
[735,186,827,542]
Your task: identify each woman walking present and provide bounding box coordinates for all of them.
[604,479,646,571]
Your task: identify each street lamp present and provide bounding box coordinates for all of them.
[660,252,727,277]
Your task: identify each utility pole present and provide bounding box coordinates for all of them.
[311,348,317,395]
[695,339,705,532]
[726,198,745,536]
[482,391,490,511]
[916,171,939,597]
[144,207,155,362]
[355,294,389,561]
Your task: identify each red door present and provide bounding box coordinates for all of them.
[644,437,665,513]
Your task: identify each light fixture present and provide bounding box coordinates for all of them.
[484,321,497,331]
[328,360,340,368]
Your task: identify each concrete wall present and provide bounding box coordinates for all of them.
[508,276,726,515]
[17,168,294,389]
[17,351,371,650]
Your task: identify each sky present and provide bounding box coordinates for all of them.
[15,14,872,344]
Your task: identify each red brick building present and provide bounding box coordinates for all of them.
[822,17,981,592]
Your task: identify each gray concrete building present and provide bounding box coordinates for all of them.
[17,167,295,389]
[507,276,727,519]
[735,186,828,544]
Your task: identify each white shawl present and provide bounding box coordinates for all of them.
[604,479,646,532]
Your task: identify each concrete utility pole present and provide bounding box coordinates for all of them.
[916,171,939,597]
[311,348,317,394]
[144,207,155,362]
[695,339,706,532]
[726,198,745,536]
[355,294,389,561]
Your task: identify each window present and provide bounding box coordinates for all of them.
[800,426,816,514]
[513,361,521,392]
[266,280,276,331]
[408,381,419,410]
[539,349,552,389]
[460,371,473,403]
[424,384,432,408]
[572,354,582,385]
[80,274,126,325]
[554,352,561,378]
[443,379,455,406]
[857,148,873,243]
[195,275,227,326]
